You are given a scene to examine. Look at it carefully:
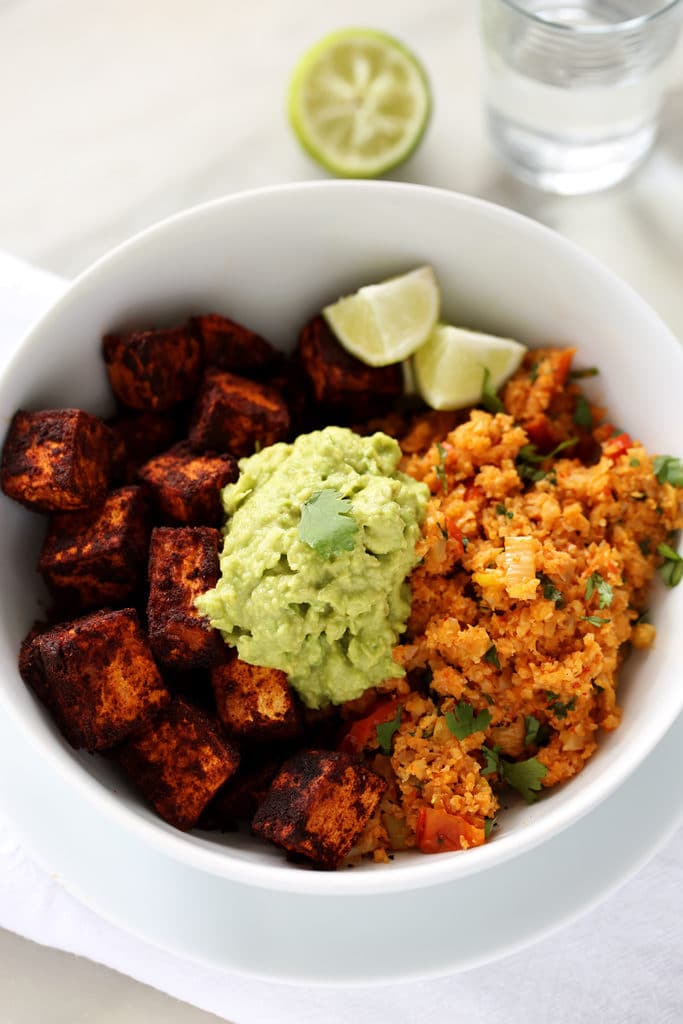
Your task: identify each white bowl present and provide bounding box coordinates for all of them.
[1,181,681,897]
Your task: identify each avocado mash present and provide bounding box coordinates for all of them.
[196,426,429,708]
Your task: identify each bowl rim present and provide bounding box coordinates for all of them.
[2,179,682,895]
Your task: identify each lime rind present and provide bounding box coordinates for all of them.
[288,27,431,178]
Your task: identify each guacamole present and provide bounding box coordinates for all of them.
[196,426,429,709]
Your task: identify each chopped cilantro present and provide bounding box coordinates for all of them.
[482,691,495,705]
[585,571,613,609]
[483,644,501,669]
[438,523,448,539]
[435,443,448,493]
[569,367,599,379]
[481,745,548,803]
[653,455,683,488]
[484,816,498,839]
[445,701,492,741]
[629,457,641,467]
[545,691,576,719]
[480,367,504,415]
[537,572,564,607]
[376,705,403,755]
[298,489,358,560]
[495,503,513,519]
[639,538,651,556]
[573,394,593,428]
[657,541,683,587]
[582,615,611,627]
[516,437,578,483]
[529,362,539,383]
[524,714,551,748]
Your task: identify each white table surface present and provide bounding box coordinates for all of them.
[1,1,683,1021]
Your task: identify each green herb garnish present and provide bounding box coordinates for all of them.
[445,701,492,741]
[298,488,358,560]
[657,541,683,587]
[545,691,576,719]
[653,455,683,488]
[481,745,547,804]
[582,615,611,627]
[483,644,501,669]
[495,503,513,519]
[524,714,551,748]
[585,571,613,609]
[569,367,599,379]
[516,437,578,483]
[480,367,504,415]
[639,538,651,556]
[537,572,564,607]
[484,816,498,839]
[435,442,448,493]
[573,394,593,428]
[376,705,403,755]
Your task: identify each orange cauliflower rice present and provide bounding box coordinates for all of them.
[341,347,683,862]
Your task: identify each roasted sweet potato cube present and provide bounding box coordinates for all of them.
[137,441,237,525]
[102,325,201,411]
[188,369,290,457]
[211,657,301,741]
[1,409,112,512]
[118,698,239,831]
[198,754,284,829]
[191,313,281,377]
[147,526,223,670]
[109,411,182,485]
[18,623,52,709]
[31,608,169,751]
[252,750,387,868]
[38,486,150,610]
[298,316,402,414]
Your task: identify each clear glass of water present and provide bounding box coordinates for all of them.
[480,0,683,194]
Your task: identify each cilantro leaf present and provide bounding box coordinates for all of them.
[480,367,504,415]
[537,572,564,607]
[502,757,548,804]
[657,541,683,587]
[516,437,578,483]
[569,367,599,379]
[653,455,683,488]
[545,691,576,719]
[524,715,541,746]
[376,705,403,755]
[573,394,593,428]
[480,745,548,803]
[445,701,492,741]
[582,615,611,627]
[484,816,498,839]
[585,571,613,609]
[639,538,651,556]
[298,489,358,560]
[435,443,448,493]
[629,457,641,467]
[483,644,501,669]
[495,503,513,518]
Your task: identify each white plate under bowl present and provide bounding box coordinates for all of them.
[1,697,681,984]
[0,181,682,898]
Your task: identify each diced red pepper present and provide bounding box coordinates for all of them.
[463,483,484,503]
[603,432,633,461]
[415,807,486,854]
[445,518,465,558]
[339,697,402,756]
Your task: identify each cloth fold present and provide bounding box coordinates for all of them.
[0,251,681,1024]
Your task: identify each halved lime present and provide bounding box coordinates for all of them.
[413,325,527,411]
[288,27,431,178]
[323,265,439,367]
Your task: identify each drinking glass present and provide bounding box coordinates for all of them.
[479,0,683,194]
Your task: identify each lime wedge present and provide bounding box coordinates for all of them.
[323,266,439,367]
[288,27,431,178]
[413,325,527,411]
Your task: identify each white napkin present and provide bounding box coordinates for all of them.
[0,251,681,1024]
